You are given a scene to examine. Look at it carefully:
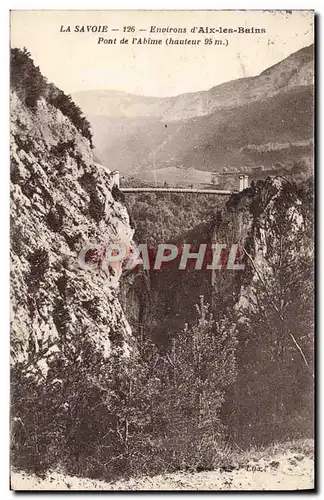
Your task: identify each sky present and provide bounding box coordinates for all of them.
[10,10,314,97]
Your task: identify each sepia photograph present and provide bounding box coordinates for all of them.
[9,9,314,491]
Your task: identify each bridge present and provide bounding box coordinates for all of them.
[109,169,249,194]
[119,187,235,195]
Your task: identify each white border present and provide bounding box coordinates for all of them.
[1,1,321,498]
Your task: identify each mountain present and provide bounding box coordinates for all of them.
[10,48,135,370]
[73,44,313,121]
[72,44,314,185]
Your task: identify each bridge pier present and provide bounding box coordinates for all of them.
[117,174,248,194]
[239,175,249,191]
[111,170,120,188]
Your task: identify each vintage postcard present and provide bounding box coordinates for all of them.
[10,10,314,491]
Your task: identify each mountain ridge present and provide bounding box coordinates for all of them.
[72,43,313,119]
[72,43,314,182]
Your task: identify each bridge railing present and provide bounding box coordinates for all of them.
[119,187,235,195]
[108,168,248,194]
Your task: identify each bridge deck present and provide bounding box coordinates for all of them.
[120,187,236,195]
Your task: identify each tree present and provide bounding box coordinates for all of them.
[10,48,93,145]
[234,184,314,445]
[149,297,238,470]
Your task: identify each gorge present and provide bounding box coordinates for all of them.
[10,47,314,484]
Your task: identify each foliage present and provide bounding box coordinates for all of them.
[10,47,93,145]
[123,176,314,451]
[11,299,237,479]
[150,298,238,471]
[124,192,225,246]
[225,180,314,446]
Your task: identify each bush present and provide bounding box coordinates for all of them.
[10,299,237,480]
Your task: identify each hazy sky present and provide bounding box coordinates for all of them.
[10,10,314,97]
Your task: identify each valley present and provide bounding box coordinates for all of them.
[10,42,315,490]
[73,44,314,187]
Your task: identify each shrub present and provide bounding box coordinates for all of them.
[10,298,238,480]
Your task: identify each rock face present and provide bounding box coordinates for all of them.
[121,176,313,359]
[212,176,313,317]
[10,90,135,375]
[211,176,314,444]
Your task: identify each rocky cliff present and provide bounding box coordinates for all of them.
[211,176,314,443]
[121,176,313,364]
[119,175,313,444]
[212,176,313,316]
[10,90,135,377]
